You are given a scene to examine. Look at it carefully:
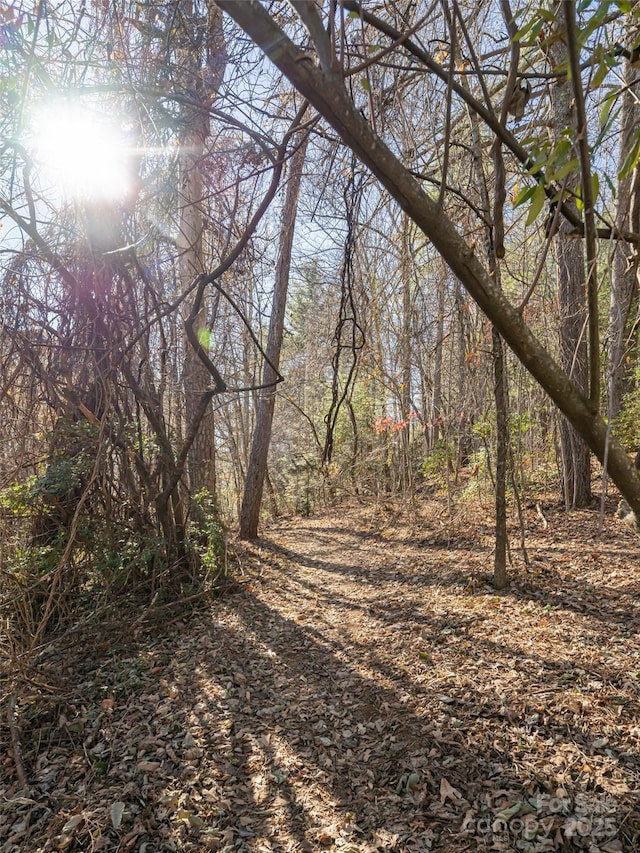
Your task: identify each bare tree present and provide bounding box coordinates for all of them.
[240,128,309,539]
[175,1,227,499]
[217,0,640,516]
[608,15,640,422]
[545,1,592,509]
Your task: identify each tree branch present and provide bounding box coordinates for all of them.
[338,0,634,244]
[217,0,640,515]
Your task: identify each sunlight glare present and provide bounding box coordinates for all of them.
[33,102,133,201]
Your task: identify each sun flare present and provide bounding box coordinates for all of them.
[32,102,133,201]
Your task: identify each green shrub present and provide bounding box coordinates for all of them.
[189,490,226,588]
[615,370,640,449]
[421,440,454,483]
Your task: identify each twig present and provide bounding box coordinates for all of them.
[8,690,30,792]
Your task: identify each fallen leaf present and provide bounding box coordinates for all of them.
[137,760,161,772]
[440,777,462,804]
[110,801,125,829]
[62,814,84,834]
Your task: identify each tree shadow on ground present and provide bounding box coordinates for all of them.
[245,538,639,701]
[5,513,640,852]
[177,571,639,851]
[259,514,640,633]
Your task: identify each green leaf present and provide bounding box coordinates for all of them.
[582,2,616,41]
[619,130,640,180]
[512,184,535,208]
[526,183,547,226]
[599,92,619,130]
[603,172,617,200]
[514,17,546,43]
[591,172,600,201]
[553,157,579,181]
[590,59,610,91]
[513,20,533,41]
[553,137,572,160]
[360,76,371,92]
[524,148,550,176]
[197,327,211,349]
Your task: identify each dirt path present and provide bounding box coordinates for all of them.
[3,503,640,852]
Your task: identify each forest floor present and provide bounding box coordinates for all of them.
[2,495,640,852]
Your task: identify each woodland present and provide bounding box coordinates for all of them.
[1,0,640,851]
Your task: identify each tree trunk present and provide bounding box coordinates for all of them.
[463,64,509,589]
[240,135,308,539]
[609,20,640,420]
[549,2,592,509]
[178,1,225,498]
[492,326,509,589]
[454,281,473,474]
[431,268,446,448]
[399,214,413,494]
[180,135,218,496]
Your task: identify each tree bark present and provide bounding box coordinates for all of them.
[492,326,509,589]
[609,20,640,420]
[216,0,640,519]
[463,59,509,589]
[239,135,308,539]
[555,231,592,508]
[431,269,446,449]
[549,2,592,509]
[178,1,226,498]
[399,215,413,494]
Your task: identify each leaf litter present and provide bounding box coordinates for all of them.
[1,498,639,851]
